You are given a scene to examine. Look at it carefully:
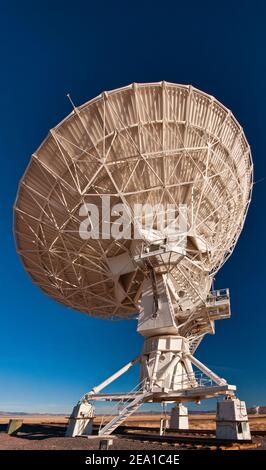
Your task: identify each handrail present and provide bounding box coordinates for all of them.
[98,378,147,432]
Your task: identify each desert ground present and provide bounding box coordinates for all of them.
[0,413,265,450]
[1,413,266,430]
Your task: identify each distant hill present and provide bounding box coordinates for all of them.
[249,406,266,414]
[1,406,265,416]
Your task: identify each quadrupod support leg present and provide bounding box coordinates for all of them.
[65,357,140,437]
[169,398,252,439]
[170,403,189,430]
[65,401,94,437]
[65,350,251,439]
[216,397,251,440]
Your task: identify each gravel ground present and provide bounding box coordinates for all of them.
[0,424,264,451]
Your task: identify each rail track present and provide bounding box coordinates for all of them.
[94,423,266,437]
[92,424,264,449]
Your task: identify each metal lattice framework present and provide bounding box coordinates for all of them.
[14,82,253,319]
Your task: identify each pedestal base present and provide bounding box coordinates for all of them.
[140,336,197,392]
[170,404,189,429]
[66,402,94,437]
[216,398,251,440]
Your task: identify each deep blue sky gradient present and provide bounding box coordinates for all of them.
[0,0,266,413]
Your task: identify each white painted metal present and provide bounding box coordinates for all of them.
[187,354,227,386]
[216,398,251,440]
[87,357,139,396]
[14,82,253,324]
[65,402,94,437]
[98,391,149,436]
[83,385,236,403]
[14,82,253,439]
[140,335,197,392]
[170,404,189,430]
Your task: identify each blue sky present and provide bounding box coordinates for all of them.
[0,0,266,413]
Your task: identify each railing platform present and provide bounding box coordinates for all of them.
[89,384,236,403]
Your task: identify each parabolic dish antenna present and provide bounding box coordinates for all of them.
[14,82,253,439]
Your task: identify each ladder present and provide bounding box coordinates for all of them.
[98,392,149,436]
[189,335,204,354]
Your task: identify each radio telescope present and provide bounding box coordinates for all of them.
[14,82,253,440]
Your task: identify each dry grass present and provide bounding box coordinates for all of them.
[115,413,266,431]
[1,413,265,431]
[0,415,68,425]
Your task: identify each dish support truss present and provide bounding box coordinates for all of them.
[66,272,250,440]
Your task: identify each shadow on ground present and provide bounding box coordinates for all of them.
[0,423,67,440]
